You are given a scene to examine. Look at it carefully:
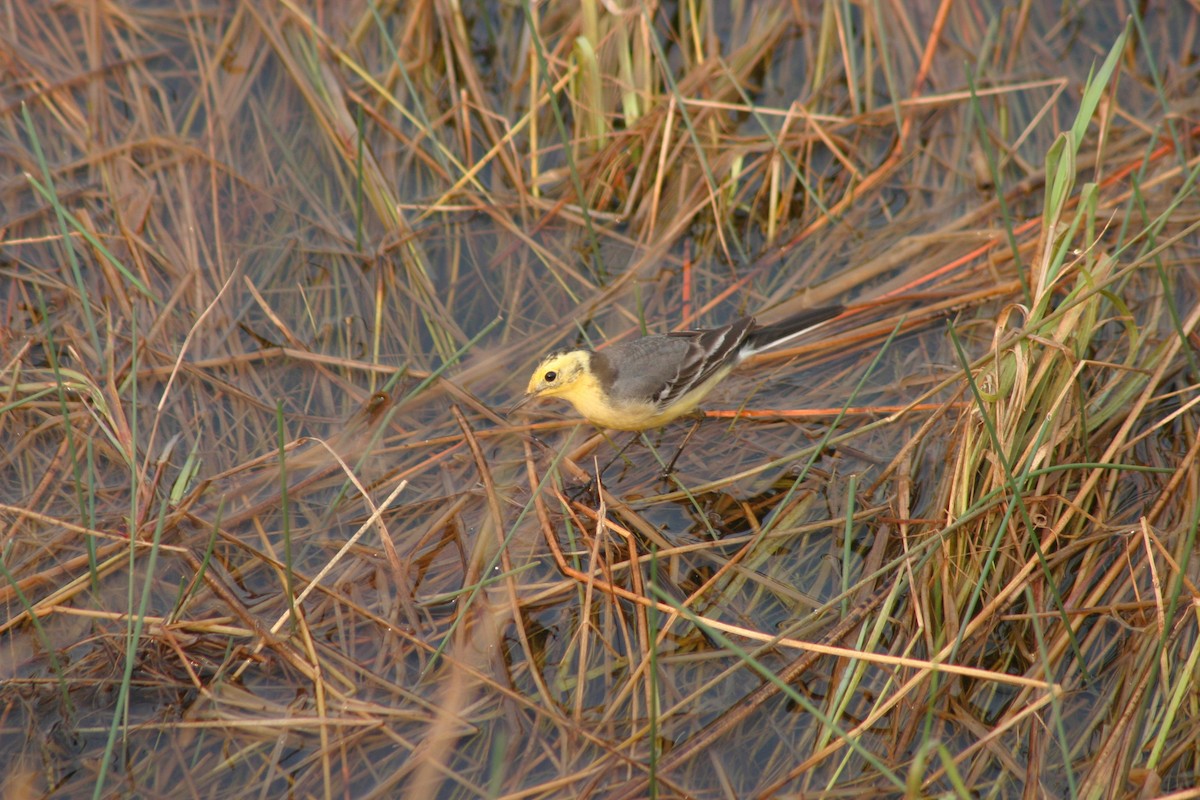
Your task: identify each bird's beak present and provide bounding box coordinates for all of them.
[506,392,536,418]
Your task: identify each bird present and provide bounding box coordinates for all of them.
[508,305,842,430]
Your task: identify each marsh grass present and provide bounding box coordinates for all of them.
[1,2,1199,798]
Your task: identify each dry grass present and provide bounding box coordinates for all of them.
[2,2,1199,798]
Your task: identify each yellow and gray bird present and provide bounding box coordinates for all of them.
[509,306,842,430]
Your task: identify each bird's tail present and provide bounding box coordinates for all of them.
[744,305,843,355]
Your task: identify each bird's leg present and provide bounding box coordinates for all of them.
[568,432,640,501]
[661,415,704,477]
[600,431,642,481]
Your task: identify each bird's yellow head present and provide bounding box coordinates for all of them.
[508,349,595,420]
[524,349,591,398]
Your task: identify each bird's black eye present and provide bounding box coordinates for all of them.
[544,371,557,382]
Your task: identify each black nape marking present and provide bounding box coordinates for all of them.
[589,350,617,386]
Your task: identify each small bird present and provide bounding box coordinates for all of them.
[509,306,842,430]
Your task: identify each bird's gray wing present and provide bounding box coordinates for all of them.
[651,317,754,410]
[595,336,691,406]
